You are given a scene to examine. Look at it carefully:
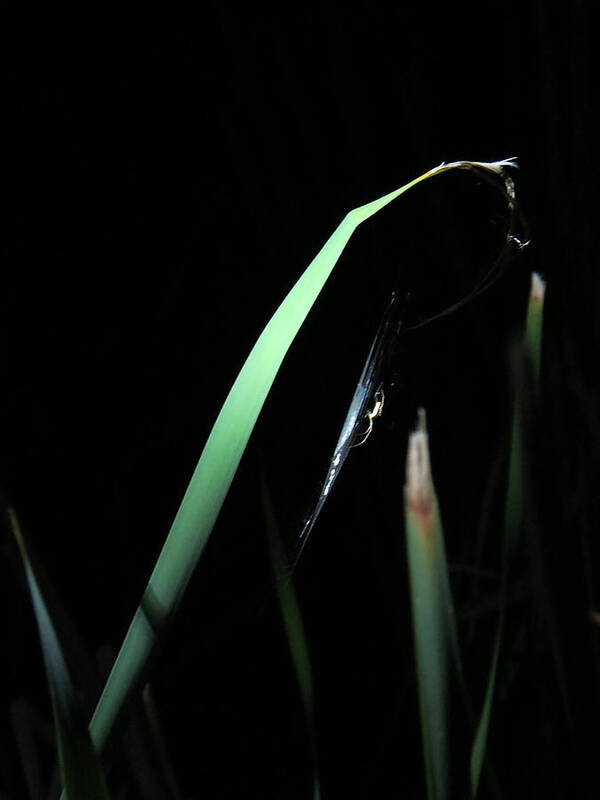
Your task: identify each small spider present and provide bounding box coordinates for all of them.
[352,387,384,447]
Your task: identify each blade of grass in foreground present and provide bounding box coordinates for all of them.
[8,508,110,800]
[90,159,519,753]
[404,410,464,800]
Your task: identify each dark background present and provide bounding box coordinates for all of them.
[2,4,598,799]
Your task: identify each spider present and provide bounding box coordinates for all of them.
[352,387,384,447]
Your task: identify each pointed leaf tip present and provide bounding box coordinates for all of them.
[405,409,434,518]
[530,272,546,306]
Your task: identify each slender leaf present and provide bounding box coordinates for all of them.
[525,271,545,384]
[8,508,110,800]
[261,469,320,800]
[404,410,463,800]
[470,271,545,796]
[91,159,518,752]
[141,684,183,800]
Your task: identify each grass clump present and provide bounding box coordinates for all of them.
[7,159,579,799]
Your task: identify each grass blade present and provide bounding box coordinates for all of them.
[525,271,545,383]
[141,684,183,800]
[8,508,110,800]
[261,468,320,800]
[469,623,501,797]
[470,271,546,796]
[404,410,464,800]
[91,159,518,753]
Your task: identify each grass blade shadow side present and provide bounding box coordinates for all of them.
[470,273,545,797]
[8,508,110,800]
[262,468,320,800]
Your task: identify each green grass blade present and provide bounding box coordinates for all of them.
[404,410,463,800]
[91,159,517,753]
[470,271,546,797]
[469,621,501,797]
[8,508,110,800]
[141,684,183,800]
[261,469,320,800]
[525,271,545,384]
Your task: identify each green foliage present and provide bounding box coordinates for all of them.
[403,271,548,799]
[8,162,566,800]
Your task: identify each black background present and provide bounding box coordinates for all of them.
[2,4,598,799]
